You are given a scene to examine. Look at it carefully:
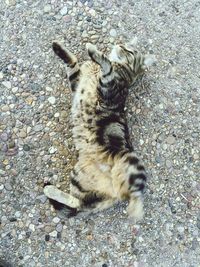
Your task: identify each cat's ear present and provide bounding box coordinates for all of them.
[86,43,112,76]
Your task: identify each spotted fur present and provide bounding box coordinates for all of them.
[44,40,155,220]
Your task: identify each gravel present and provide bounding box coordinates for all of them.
[0,0,200,266]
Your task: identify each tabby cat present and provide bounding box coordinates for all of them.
[44,40,155,221]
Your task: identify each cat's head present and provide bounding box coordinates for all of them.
[86,40,156,87]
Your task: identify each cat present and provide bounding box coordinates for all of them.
[44,40,155,221]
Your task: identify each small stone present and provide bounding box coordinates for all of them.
[45,234,50,241]
[57,232,61,239]
[0,185,4,190]
[29,224,35,232]
[3,159,9,165]
[36,194,47,204]
[193,153,199,160]
[166,136,176,145]
[8,141,15,149]
[9,217,17,222]
[46,86,53,92]
[26,231,31,238]
[177,226,184,234]
[6,0,16,6]
[53,217,60,224]
[23,144,31,151]
[2,105,10,112]
[54,112,60,118]
[2,81,11,89]
[15,211,21,218]
[34,124,43,132]
[0,72,4,79]
[166,160,172,168]
[109,29,117,37]
[18,130,27,138]
[49,147,57,154]
[82,31,88,38]
[60,6,68,16]
[12,87,18,93]
[49,230,57,237]
[56,224,63,232]
[48,96,56,105]
[197,213,200,229]
[5,183,12,191]
[0,133,8,142]
[63,15,72,23]
[44,4,51,13]
[89,9,96,16]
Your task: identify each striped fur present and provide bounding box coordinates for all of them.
[44,41,155,221]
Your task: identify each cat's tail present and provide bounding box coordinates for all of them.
[52,41,80,91]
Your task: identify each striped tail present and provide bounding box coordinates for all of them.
[52,41,80,91]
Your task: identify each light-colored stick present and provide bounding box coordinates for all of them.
[44,185,80,208]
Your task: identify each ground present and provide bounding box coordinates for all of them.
[0,0,200,266]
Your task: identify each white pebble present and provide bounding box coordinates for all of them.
[2,81,11,89]
[49,230,57,237]
[46,86,53,92]
[12,87,18,93]
[60,6,68,16]
[49,146,57,154]
[0,72,4,79]
[53,217,60,224]
[48,96,56,105]
[109,29,117,37]
[54,112,60,118]
[0,185,4,190]
[29,223,35,232]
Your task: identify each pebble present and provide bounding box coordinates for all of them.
[23,144,31,151]
[60,6,68,16]
[29,224,35,232]
[48,96,56,105]
[0,185,4,190]
[0,133,8,142]
[166,159,172,168]
[12,87,18,93]
[34,124,43,132]
[49,230,57,237]
[109,29,117,37]
[5,0,16,6]
[49,147,57,154]
[5,183,12,191]
[36,195,47,204]
[56,224,63,232]
[177,226,184,234]
[44,5,51,13]
[53,217,60,224]
[1,105,10,112]
[18,130,27,138]
[2,81,11,89]
[166,136,176,145]
[0,72,4,79]
[46,86,53,92]
[45,234,50,241]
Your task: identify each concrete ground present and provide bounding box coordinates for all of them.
[0,0,199,266]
